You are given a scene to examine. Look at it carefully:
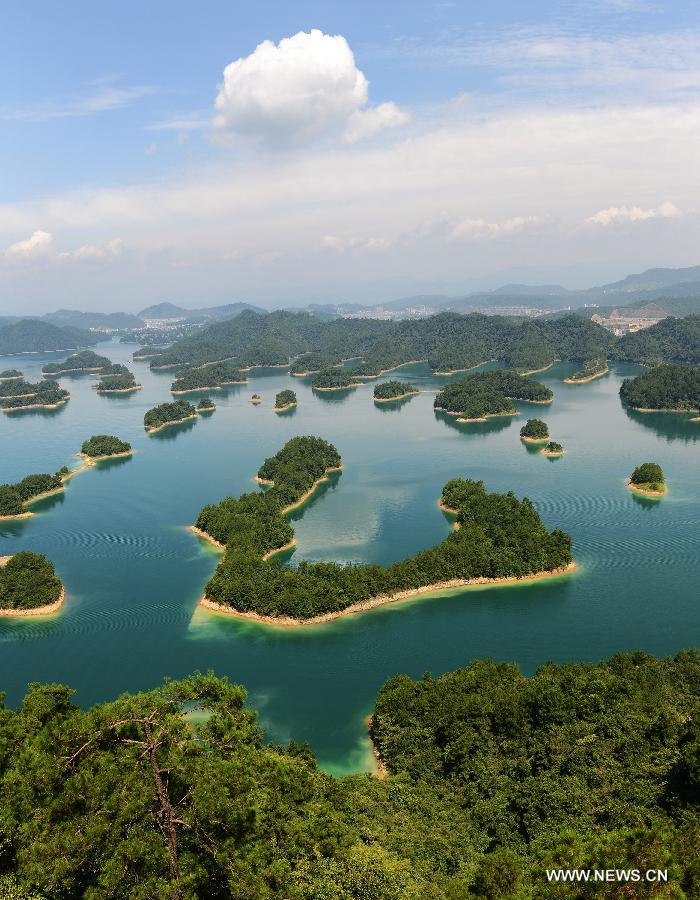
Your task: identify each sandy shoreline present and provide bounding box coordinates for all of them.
[96,385,142,394]
[43,366,104,375]
[3,398,69,412]
[518,361,558,376]
[629,406,698,414]
[187,525,225,551]
[365,716,387,779]
[432,360,494,376]
[0,557,65,617]
[540,448,565,457]
[198,562,577,627]
[272,403,297,412]
[521,434,549,443]
[312,383,364,391]
[145,413,198,433]
[171,381,246,395]
[79,450,133,463]
[435,406,517,420]
[627,480,666,498]
[374,391,419,403]
[257,466,344,515]
[564,367,609,384]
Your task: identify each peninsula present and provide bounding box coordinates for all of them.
[628,462,666,497]
[0,552,64,616]
[170,362,247,394]
[273,389,297,412]
[619,364,700,412]
[42,350,113,375]
[144,400,198,432]
[435,371,552,421]
[373,380,419,402]
[194,438,573,625]
[520,419,550,442]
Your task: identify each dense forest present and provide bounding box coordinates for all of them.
[0,319,98,355]
[542,441,564,456]
[42,350,114,374]
[0,470,65,516]
[373,380,418,400]
[311,369,360,390]
[0,552,62,611]
[289,351,340,374]
[0,382,69,410]
[630,462,665,490]
[434,371,552,418]
[0,378,44,398]
[0,369,22,380]
[619,364,700,411]
[520,418,549,439]
[614,316,700,365]
[197,445,571,621]
[170,362,247,393]
[144,400,197,431]
[2,650,695,896]
[274,389,297,410]
[80,435,132,458]
[95,371,140,392]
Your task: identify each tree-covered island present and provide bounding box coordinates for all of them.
[519,418,550,442]
[0,380,70,411]
[193,440,573,624]
[540,441,565,457]
[619,363,700,412]
[42,350,113,375]
[95,371,142,393]
[373,380,419,402]
[564,357,609,383]
[170,362,247,393]
[434,371,553,421]
[197,397,216,412]
[144,400,198,432]
[628,461,666,497]
[290,352,340,375]
[0,552,64,615]
[80,435,133,460]
[249,393,262,404]
[273,389,297,411]
[0,368,23,381]
[311,369,363,391]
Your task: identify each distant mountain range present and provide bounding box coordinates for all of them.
[138,301,265,321]
[0,319,100,355]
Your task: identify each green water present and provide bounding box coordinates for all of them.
[1,341,698,774]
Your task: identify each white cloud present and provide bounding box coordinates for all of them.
[450,216,543,240]
[58,238,124,262]
[5,230,54,261]
[321,234,394,253]
[585,201,680,225]
[213,29,409,146]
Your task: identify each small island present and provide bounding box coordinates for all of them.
[144,400,198,433]
[627,462,666,497]
[0,368,23,381]
[564,358,609,384]
[0,381,70,411]
[290,352,340,376]
[435,371,552,421]
[132,346,166,360]
[80,435,133,461]
[540,441,565,458]
[373,380,419,403]
[171,362,247,394]
[95,371,142,393]
[520,419,550,442]
[249,394,263,404]
[619,364,700,413]
[311,369,362,391]
[273,389,297,412]
[197,397,216,413]
[42,350,113,376]
[0,552,64,616]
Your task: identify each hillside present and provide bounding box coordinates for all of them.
[43,309,144,330]
[613,316,700,365]
[0,319,100,355]
[138,301,264,321]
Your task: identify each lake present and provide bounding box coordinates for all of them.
[1,340,698,773]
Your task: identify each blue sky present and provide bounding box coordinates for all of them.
[1,0,699,311]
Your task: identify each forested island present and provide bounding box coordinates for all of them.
[0,552,64,616]
[0,380,69,411]
[0,471,66,519]
[42,350,113,375]
[434,371,552,421]
[290,352,339,375]
[249,393,262,404]
[311,369,362,390]
[80,435,133,460]
[564,357,609,383]
[619,363,700,412]
[0,318,99,355]
[628,462,666,497]
[95,371,141,393]
[194,441,572,624]
[197,397,216,412]
[170,362,247,393]
[0,369,22,380]
[273,389,297,411]
[144,400,198,432]
[373,380,419,402]
[541,441,565,458]
[519,418,549,442]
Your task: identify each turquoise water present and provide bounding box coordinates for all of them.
[0,341,698,773]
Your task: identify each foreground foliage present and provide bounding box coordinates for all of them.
[0,552,62,610]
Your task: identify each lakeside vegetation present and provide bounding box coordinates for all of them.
[0,552,62,611]
[0,369,22,380]
[144,400,197,431]
[541,441,565,457]
[170,362,247,393]
[196,444,572,621]
[42,350,113,375]
[620,363,700,411]
[197,397,216,411]
[435,371,552,418]
[520,418,549,440]
[373,380,418,401]
[0,381,69,410]
[615,315,700,366]
[629,462,666,496]
[273,389,297,410]
[95,371,141,393]
[80,435,132,458]
[311,369,360,390]
[0,470,65,517]
[564,357,609,383]
[290,351,339,374]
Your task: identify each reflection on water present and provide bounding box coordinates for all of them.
[624,408,700,443]
[148,419,198,441]
[433,409,515,436]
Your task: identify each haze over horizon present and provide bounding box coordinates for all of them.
[2,0,699,313]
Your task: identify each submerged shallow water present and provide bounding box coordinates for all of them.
[0,341,698,773]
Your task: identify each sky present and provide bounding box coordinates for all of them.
[1,0,699,313]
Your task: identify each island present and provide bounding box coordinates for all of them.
[0,381,69,411]
[0,368,23,381]
[271,389,297,412]
[619,363,700,412]
[0,470,66,519]
[519,418,550,442]
[95,371,142,393]
[80,435,133,461]
[144,400,198,433]
[540,441,565,458]
[42,350,113,375]
[435,371,553,421]
[564,358,609,383]
[192,437,573,625]
[170,362,247,394]
[628,462,666,497]
[132,346,166,360]
[197,397,216,413]
[373,380,419,402]
[249,394,262,404]
[311,369,363,391]
[0,552,64,616]
[290,352,341,375]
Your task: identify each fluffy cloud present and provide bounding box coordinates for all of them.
[450,216,543,240]
[213,29,409,146]
[4,230,54,261]
[585,201,680,225]
[3,232,122,266]
[321,234,394,253]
